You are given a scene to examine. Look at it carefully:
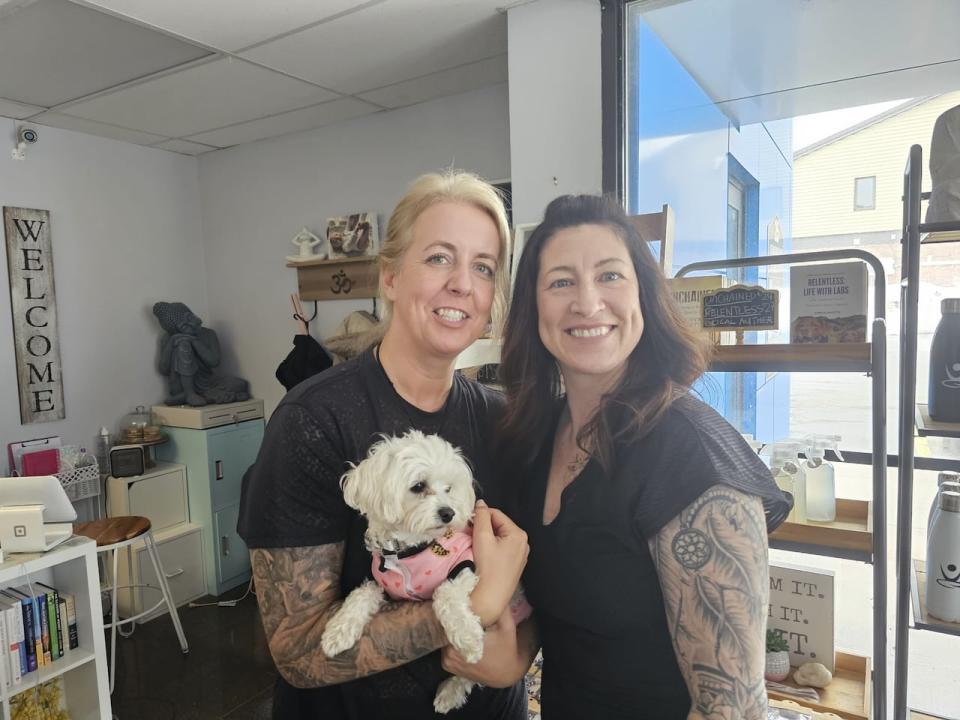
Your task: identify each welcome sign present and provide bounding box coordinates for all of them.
[4,207,64,424]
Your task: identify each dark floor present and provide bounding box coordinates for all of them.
[110,592,276,720]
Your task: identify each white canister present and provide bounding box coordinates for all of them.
[928,473,960,538]
[926,490,960,623]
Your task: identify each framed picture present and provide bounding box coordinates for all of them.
[510,223,538,293]
[326,211,379,259]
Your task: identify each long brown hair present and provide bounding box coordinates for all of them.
[498,194,712,471]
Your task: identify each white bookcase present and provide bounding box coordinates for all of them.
[0,537,110,719]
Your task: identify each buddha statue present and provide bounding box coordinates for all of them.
[153,301,250,406]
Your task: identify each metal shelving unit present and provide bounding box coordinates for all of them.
[893,144,960,720]
[676,248,887,720]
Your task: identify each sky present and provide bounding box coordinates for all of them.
[792,99,911,152]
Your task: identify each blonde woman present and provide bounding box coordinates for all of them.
[239,172,530,719]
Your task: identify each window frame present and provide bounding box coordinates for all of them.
[854,175,876,211]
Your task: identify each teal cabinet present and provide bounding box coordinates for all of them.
[157,419,264,596]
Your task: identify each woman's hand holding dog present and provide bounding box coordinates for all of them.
[469,500,528,627]
[441,607,534,688]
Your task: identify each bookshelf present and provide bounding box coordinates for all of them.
[0,537,110,719]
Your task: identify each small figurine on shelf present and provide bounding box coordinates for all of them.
[287,226,326,263]
[153,301,250,407]
[765,629,792,682]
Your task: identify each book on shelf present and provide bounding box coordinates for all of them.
[63,594,78,651]
[0,614,8,688]
[37,583,62,659]
[0,593,25,682]
[3,589,36,672]
[56,598,69,655]
[789,262,867,344]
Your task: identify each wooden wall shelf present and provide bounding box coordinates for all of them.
[288,256,379,301]
[769,499,872,563]
[709,343,872,373]
[767,651,871,720]
[910,559,960,637]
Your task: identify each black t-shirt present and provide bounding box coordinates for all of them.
[238,347,526,720]
[512,394,791,720]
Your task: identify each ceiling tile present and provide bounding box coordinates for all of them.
[241,0,507,94]
[358,54,507,109]
[151,138,219,155]
[0,0,211,107]
[0,98,45,119]
[186,97,379,148]
[78,0,379,52]
[30,111,168,144]
[60,57,339,138]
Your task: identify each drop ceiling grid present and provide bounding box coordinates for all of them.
[0,0,212,107]
[72,0,385,54]
[54,57,342,138]
[240,0,508,95]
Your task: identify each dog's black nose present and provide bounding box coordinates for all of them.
[438,507,455,524]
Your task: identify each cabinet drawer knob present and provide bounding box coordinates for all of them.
[215,460,224,481]
[165,567,185,579]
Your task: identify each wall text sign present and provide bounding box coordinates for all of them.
[4,207,64,424]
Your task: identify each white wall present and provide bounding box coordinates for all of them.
[507,0,602,226]
[198,84,511,414]
[0,120,206,459]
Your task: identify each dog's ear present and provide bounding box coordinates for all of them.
[341,436,404,525]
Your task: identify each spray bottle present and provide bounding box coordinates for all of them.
[804,434,843,522]
[769,442,805,523]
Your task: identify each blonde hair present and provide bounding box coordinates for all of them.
[377,171,511,336]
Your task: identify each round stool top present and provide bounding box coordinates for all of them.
[74,516,152,546]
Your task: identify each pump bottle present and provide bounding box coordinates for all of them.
[770,443,804,523]
[804,435,843,522]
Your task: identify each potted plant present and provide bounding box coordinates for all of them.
[765,629,791,681]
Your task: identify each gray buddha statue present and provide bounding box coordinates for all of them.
[153,301,250,406]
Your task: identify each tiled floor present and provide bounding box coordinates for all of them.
[110,592,275,720]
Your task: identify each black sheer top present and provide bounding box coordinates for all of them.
[512,394,791,719]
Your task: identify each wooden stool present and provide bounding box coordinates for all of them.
[74,516,188,693]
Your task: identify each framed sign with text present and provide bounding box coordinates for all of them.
[3,207,65,424]
[768,561,835,672]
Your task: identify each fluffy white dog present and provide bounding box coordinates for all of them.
[321,430,515,713]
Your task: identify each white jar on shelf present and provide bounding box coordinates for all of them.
[926,490,960,623]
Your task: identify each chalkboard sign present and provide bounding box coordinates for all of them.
[701,284,779,331]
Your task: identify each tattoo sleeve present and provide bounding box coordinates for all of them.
[648,485,770,720]
[251,544,448,687]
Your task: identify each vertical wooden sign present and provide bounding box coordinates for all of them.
[3,207,65,423]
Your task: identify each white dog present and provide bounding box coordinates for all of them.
[320,430,529,713]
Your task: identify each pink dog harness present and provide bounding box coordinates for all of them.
[372,528,532,623]
[373,529,474,602]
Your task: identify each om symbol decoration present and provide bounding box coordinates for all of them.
[331,270,353,295]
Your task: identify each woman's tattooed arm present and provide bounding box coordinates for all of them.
[648,485,770,720]
[251,544,448,687]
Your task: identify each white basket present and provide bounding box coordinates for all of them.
[57,464,101,502]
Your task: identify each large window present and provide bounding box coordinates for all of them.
[619,1,960,454]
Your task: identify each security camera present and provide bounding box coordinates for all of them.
[17,127,38,145]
